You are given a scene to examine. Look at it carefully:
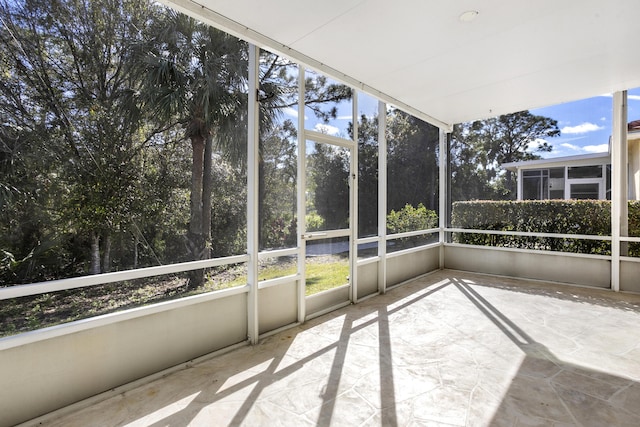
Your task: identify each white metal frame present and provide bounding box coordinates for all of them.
[297,70,357,316]
[247,44,260,344]
[350,90,359,303]
[3,53,637,358]
[439,129,447,268]
[377,100,388,295]
[611,90,628,291]
[296,67,307,322]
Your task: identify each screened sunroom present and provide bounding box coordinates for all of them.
[2,1,640,426]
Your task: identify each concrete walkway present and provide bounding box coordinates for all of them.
[38,270,640,426]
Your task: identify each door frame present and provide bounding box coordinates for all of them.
[296,68,357,321]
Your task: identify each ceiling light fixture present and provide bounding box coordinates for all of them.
[459,10,479,23]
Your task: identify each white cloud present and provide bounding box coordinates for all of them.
[283,107,309,120]
[560,142,580,151]
[561,122,604,134]
[527,138,547,151]
[314,123,340,136]
[600,116,607,121]
[583,144,609,153]
[283,107,298,118]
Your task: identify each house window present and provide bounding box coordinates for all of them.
[568,165,602,179]
[522,169,549,200]
[565,164,607,200]
[549,167,565,199]
[570,183,600,199]
[522,167,564,200]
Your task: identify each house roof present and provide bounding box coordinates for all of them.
[502,152,611,172]
[161,0,640,129]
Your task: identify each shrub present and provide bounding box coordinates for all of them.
[387,203,438,234]
[305,212,325,232]
[451,200,639,256]
[386,203,438,250]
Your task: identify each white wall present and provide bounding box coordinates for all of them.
[444,244,611,288]
[0,293,248,427]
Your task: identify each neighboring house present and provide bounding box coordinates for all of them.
[502,121,640,201]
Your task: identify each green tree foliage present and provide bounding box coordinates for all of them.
[386,109,440,213]
[0,0,165,280]
[259,120,297,249]
[0,0,356,286]
[308,142,350,230]
[351,114,378,237]
[451,111,560,201]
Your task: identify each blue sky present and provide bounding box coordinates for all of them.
[531,87,640,159]
[283,73,640,160]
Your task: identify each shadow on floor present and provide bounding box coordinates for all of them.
[453,278,640,426]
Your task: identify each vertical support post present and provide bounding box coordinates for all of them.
[378,101,387,294]
[438,128,447,269]
[611,90,628,292]
[296,67,307,322]
[351,90,359,303]
[516,169,523,200]
[247,44,260,343]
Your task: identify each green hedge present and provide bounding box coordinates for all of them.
[451,200,640,256]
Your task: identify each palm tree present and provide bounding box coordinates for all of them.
[136,10,353,288]
[137,10,248,288]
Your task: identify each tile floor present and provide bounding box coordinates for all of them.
[39,270,640,426]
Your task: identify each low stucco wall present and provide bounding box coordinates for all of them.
[0,293,248,427]
[621,260,640,293]
[387,246,440,287]
[444,244,611,288]
[258,281,297,334]
[356,261,379,300]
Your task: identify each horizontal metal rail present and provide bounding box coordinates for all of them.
[258,247,298,259]
[257,274,300,290]
[356,256,380,266]
[356,236,379,245]
[386,228,439,240]
[446,227,612,241]
[386,242,441,258]
[0,254,250,300]
[304,130,356,149]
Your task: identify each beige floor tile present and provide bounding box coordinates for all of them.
[41,270,640,427]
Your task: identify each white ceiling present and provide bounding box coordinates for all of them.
[161,0,640,129]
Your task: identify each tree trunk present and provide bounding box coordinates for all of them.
[102,233,112,273]
[133,233,139,270]
[188,134,206,289]
[89,232,101,275]
[202,134,213,259]
[190,135,205,240]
